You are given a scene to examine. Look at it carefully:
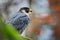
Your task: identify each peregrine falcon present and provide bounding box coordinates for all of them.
[8,7,32,33]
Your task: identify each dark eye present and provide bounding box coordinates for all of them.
[30,11,32,12]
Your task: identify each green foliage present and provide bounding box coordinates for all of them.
[0,14,32,40]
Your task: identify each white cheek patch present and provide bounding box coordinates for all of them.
[22,10,29,17]
[25,13,29,17]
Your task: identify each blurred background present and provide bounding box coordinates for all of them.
[0,0,60,40]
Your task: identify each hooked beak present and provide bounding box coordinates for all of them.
[28,9,32,15]
[28,12,32,15]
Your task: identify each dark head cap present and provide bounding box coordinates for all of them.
[19,7,30,13]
